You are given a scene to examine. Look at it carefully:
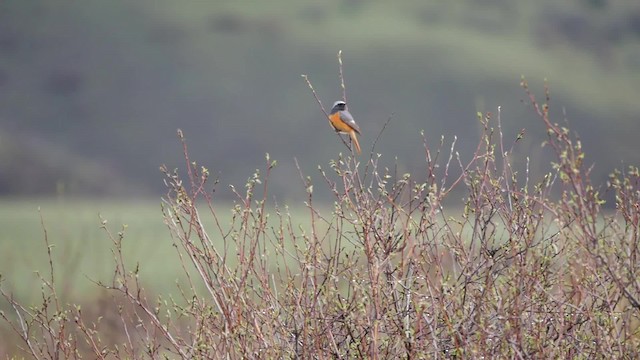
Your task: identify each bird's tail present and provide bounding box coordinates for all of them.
[350,131,361,155]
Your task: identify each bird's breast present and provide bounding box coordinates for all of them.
[329,113,354,133]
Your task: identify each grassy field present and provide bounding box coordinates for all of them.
[0,198,214,302]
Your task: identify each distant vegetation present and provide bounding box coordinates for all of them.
[0,0,639,200]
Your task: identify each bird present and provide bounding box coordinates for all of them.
[328,100,361,155]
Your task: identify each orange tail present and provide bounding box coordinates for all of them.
[349,131,361,155]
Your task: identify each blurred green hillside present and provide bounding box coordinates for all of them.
[1,0,639,200]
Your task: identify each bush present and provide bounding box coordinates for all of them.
[2,80,639,358]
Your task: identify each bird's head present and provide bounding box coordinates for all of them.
[331,100,347,113]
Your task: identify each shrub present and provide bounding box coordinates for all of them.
[2,80,639,358]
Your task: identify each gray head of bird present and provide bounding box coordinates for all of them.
[331,100,347,112]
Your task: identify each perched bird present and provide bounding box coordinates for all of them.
[329,100,361,154]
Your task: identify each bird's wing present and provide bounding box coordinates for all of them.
[340,110,361,134]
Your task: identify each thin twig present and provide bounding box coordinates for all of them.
[338,50,346,103]
[301,74,352,152]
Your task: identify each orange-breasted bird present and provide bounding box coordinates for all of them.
[329,100,361,154]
